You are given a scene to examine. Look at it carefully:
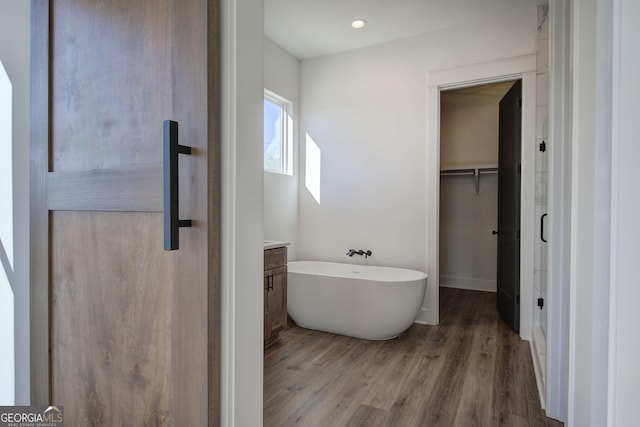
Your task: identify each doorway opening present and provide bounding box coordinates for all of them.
[438,80,521,332]
[425,55,537,338]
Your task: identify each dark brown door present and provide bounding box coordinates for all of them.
[496,80,522,333]
[30,1,219,424]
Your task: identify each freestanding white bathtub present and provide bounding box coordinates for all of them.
[287,261,428,340]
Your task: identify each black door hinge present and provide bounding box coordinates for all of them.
[516,294,520,305]
[517,98,522,108]
[538,298,545,309]
[540,141,546,152]
[518,163,522,173]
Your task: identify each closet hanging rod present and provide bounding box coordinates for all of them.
[440,168,476,176]
[440,165,499,176]
[440,166,499,194]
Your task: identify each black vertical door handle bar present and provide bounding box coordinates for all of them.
[163,120,192,251]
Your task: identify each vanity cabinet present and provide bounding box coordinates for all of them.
[264,247,287,347]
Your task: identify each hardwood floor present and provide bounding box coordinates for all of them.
[264,287,563,427]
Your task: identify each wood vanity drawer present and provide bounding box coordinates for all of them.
[264,247,287,270]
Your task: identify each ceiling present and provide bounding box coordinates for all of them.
[264,0,547,60]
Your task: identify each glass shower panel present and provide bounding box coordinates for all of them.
[535,143,548,336]
[535,5,549,336]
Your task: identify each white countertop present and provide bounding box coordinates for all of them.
[263,240,291,250]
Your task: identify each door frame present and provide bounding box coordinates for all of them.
[219,0,265,425]
[422,54,537,341]
[545,0,570,421]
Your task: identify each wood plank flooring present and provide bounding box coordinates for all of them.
[264,287,563,427]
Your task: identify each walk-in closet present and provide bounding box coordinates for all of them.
[439,82,515,293]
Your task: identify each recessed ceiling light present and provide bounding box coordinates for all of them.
[351,19,367,29]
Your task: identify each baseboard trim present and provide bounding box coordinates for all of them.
[414,307,437,325]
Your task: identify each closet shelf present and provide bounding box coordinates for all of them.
[440,164,498,195]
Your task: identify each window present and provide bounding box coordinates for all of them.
[264,91,292,174]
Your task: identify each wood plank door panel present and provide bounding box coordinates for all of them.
[50,0,172,172]
[31,0,218,424]
[496,80,522,333]
[51,211,174,425]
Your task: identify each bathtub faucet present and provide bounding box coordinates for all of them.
[346,249,373,259]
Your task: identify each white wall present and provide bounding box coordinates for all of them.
[0,0,30,406]
[298,9,537,320]
[439,174,498,292]
[263,38,300,260]
[610,0,640,424]
[440,85,509,167]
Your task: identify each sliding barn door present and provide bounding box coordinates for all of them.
[30,0,219,424]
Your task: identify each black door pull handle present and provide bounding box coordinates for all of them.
[541,213,547,243]
[163,120,192,251]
